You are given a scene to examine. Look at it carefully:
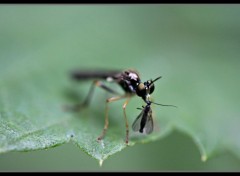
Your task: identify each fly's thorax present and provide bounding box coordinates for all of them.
[117,69,141,94]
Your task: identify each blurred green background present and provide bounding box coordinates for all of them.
[0,4,240,171]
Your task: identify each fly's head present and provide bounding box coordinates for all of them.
[136,76,162,103]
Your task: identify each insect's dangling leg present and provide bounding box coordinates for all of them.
[97,95,127,141]
[82,80,120,106]
[79,81,96,107]
[66,80,120,111]
[122,96,131,144]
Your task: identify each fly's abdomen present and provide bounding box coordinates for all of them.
[71,69,121,81]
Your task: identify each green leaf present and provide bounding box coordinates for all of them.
[1,6,240,164]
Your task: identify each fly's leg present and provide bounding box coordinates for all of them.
[65,80,120,111]
[122,97,131,144]
[97,95,128,142]
[66,80,131,144]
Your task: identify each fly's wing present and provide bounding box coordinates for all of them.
[132,110,144,132]
[144,108,154,134]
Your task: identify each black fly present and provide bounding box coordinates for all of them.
[67,68,175,144]
[132,101,176,134]
[132,102,153,134]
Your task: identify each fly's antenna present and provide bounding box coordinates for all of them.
[150,101,177,108]
[150,76,162,86]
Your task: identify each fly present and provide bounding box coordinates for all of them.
[66,68,175,144]
[132,101,176,134]
[132,102,153,134]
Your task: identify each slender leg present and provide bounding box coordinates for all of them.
[76,81,96,108]
[95,81,121,95]
[97,95,127,141]
[66,80,120,111]
[122,97,131,144]
[67,80,131,143]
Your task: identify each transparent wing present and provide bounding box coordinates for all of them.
[144,108,154,134]
[132,111,144,132]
